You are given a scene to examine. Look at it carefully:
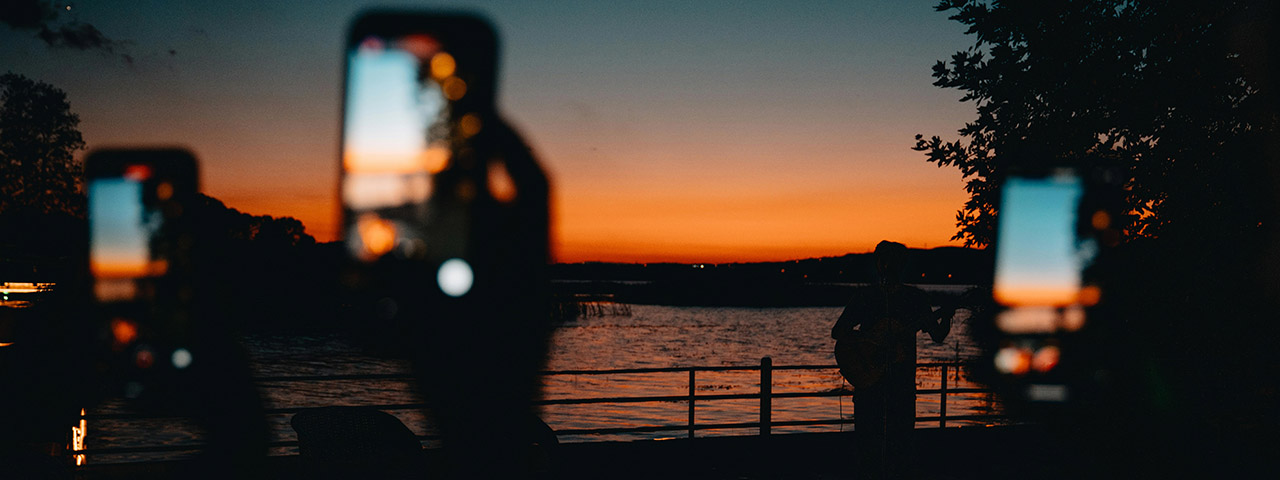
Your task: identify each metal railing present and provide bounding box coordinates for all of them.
[70,358,1004,460]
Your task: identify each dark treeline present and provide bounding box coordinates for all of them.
[185,194,345,332]
[550,247,991,307]
[0,192,350,332]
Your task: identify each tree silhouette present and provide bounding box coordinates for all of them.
[913,0,1274,248]
[0,72,86,217]
[913,2,1280,473]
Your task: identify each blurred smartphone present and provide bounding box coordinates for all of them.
[338,14,551,474]
[340,13,497,266]
[988,172,1092,400]
[338,12,551,345]
[992,173,1090,333]
[86,148,198,395]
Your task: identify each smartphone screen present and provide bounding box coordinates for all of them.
[341,33,453,262]
[85,149,197,381]
[992,173,1088,333]
[89,164,169,302]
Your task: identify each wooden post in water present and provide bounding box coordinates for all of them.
[760,357,772,436]
[688,368,696,439]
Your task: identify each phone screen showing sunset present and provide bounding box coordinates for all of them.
[89,177,158,301]
[992,175,1084,307]
[341,34,451,262]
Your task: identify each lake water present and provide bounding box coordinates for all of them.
[79,298,1004,464]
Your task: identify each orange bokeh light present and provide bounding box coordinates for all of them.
[488,161,517,203]
[111,318,138,347]
[442,77,467,101]
[430,52,456,79]
[357,214,397,258]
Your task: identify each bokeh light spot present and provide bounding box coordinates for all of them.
[135,348,154,369]
[357,214,397,258]
[442,77,467,100]
[438,258,474,297]
[156,182,173,201]
[171,348,193,369]
[487,161,517,203]
[994,346,1031,375]
[430,52,456,79]
[1031,345,1061,373]
[459,114,482,137]
[1091,210,1111,230]
[422,144,450,173]
[111,318,138,348]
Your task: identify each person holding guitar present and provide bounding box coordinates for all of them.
[832,240,954,480]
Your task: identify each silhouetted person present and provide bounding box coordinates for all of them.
[832,240,952,479]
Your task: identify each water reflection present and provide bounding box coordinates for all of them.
[79,301,997,462]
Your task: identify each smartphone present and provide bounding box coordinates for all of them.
[987,171,1098,404]
[992,172,1091,334]
[338,12,551,474]
[340,13,498,265]
[86,148,199,396]
[339,11,550,309]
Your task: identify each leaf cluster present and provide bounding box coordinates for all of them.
[0,72,86,216]
[915,0,1274,247]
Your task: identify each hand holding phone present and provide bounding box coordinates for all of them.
[338,12,551,477]
[87,148,199,392]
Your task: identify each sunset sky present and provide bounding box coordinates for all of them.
[2,0,976,263]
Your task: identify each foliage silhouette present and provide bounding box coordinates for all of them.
[915,1,1280,476]
[0,72,85,217]
[914,0,1274,248]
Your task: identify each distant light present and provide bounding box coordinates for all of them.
[1091,210,1111,230]
[486,161,517,203]
[430,52,456,79]
[171,348,193,369]
[423,143,450,173]
[135,348,154,369]
[357,214,397,259]
[71,408,87,466]
[438,258,474,297]
[442,76,467,101]
[994,346,1031,375]
[156,182,174,201]
[1031,345,1060,373]
[111,318,138,347]
[123,164,152,181]
[459,113,482,137]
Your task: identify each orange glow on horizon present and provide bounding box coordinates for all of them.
[993,286,1080,307]
[221,179,967,264]
[550,181,966,263]
[90,259,164,279]
[206,135,970,264]
[343,149,444,175]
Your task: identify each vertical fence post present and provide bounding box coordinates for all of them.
[688,368,696,439]
[939,364,949,428]
[760,357,772,436]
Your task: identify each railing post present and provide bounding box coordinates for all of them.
[939,364,949,428]
[760,357,772,436]
[688,368,696,439]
